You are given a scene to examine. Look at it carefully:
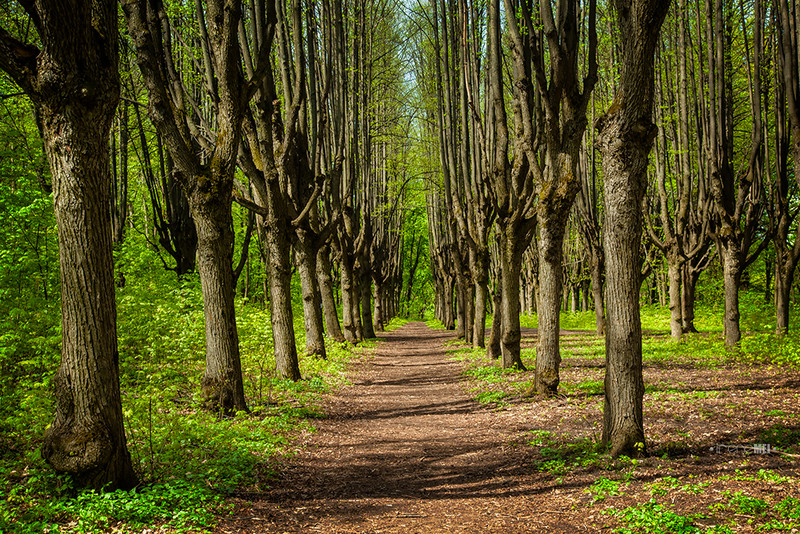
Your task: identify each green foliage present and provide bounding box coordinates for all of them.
[1,239,364,532]
[586,477,626,503]
[531,433,636,475]
[608,500,702,534]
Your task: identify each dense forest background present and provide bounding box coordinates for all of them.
[2,0,800,532]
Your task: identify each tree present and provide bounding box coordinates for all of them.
[0,0,138,489]
[706,0,768,347]
[485,0,532,370]
[773,0,800,335]
[645,1,713,339]
[508,0,598,395]
[123,0,260,411]
[595,0,670,457]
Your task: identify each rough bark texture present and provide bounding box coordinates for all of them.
[473,259,489,349]
[341,253,362,343]
[317,245,346,343]
[535,227,564,394]
[590,250,606,336]
[191,192,248,410]
[722,249,743,346]
[498,232,527,370]
[265,195,302,380]
[360,273,376,339]
[296,233,327,359]
[0,0,138,489]
[488,285,502,359]
[123,0,251,410]
[596,0,670,458]
[667,262,682,338]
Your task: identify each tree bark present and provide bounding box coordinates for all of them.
[340,251,362,343]
[296,232,326,358]
[317,245,346,343]
[0,0,138,490]
[596,0,670,458]
[498,231,527,370]
[721,247,743,346]
[191,194,248,409]
[535,225,565,394]
[360,271,376,339]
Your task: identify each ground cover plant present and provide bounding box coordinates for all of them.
[0,247,383,533]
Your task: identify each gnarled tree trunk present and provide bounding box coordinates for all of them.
[0,0,138,489]
[596,0,670,458]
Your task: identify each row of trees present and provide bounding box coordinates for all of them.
[0,0,423,491]
[425,0,800,350]
[415,0,800,456]
[5,0,800,493]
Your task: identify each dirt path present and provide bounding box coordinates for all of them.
[216,322,581,533]
[216,322,800,533]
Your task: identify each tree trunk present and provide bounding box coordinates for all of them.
[681,263,701,333]
[191,195,249,410]
[295,233,326,359]
[591,252,606,335]
[317,245,346,343]
[535,224,564,394]
[4,0,142,490]
[373,281,385,332]
[265,217,301,380]
[775,264,793,335]
[40,81,138,491]
[720,245,743,346]
[596,0,670,458]
[667,261,682,338]
[454,272,467,339]
[488,283,502,359]
[499,233,527,370]
[442,274,456,329]
[341,254,362,343]
[473,272,488,348]
[360,272,376,339]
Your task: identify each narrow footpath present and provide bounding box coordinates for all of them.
[216,322,587,533]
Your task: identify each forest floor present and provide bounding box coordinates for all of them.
[216,322,800,533]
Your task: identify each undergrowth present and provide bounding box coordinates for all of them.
[0,247,366,534]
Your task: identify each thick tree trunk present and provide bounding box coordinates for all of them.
[360,273,376,339]
[596,0,669,457]
[317,245,346,343]
[499,233,527,370]
[191,196,249,409]
[720,246,743,346]
[40,87,138,491]
[264,196,301,380]
[535,224,564,394]
[2,0,141,491]
[598,129,648,456]
[667,261,682,338]
[340,255,362,343]
[295,233,326,359]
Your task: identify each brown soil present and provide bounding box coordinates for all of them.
[216,321,800,533]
